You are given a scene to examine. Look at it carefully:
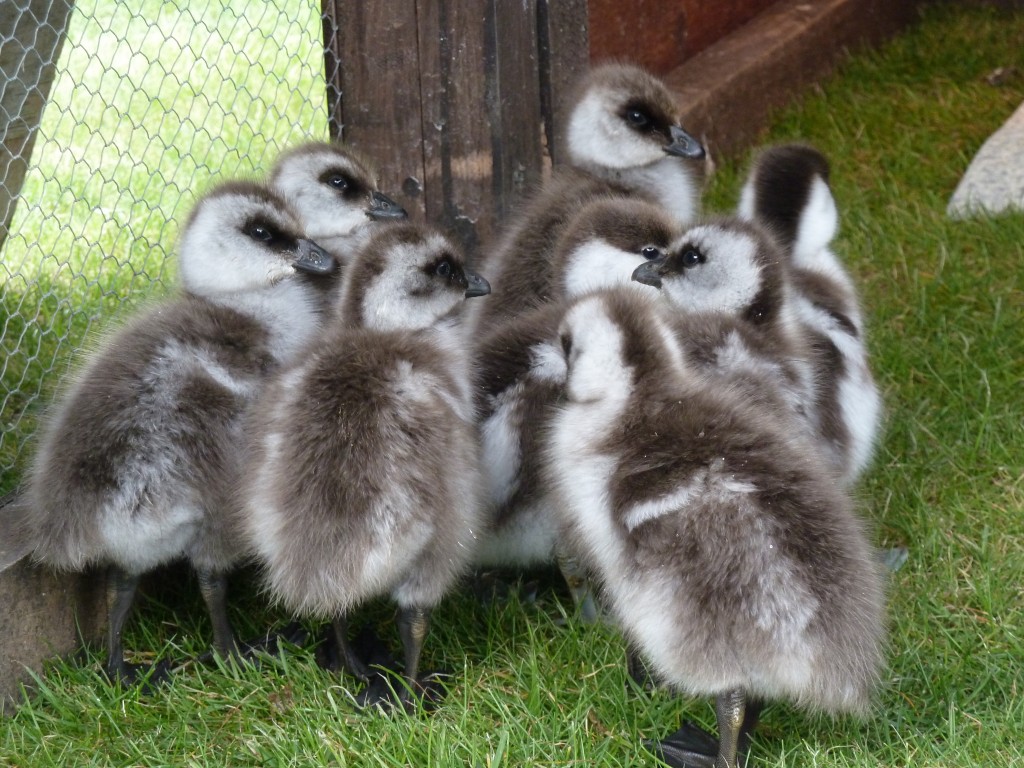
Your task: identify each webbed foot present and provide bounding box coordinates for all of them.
[323,620,450,713]
[355,667,451,713]
[471,569,540,607]
[237,620,308,659]
[650,697,762,768]
[646,722,720,768]
[103,657,172,691]
[315,623,383,680]
[194,620,308,667]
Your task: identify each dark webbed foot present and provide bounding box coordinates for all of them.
[329,608,451,713]
[195,620,309,667]
[471,569,540,607]
[103,657,172,691]
[646,722,721,768]
[314,615,452,712]
[238,619,308,658]
[315,621,377,681]
[354,667,450,712]
[649,697,762,768]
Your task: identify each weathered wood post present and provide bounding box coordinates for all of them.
[0,493,106,713]
[320,0,589,261]
[0,1,110,712]
[0,0,76,255]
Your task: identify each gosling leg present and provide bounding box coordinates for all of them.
[556,548,599,623]
[714,688,747,768]
[627,648,657,691]
[327,614,372,682]
[104,566,143,684]
[397,604,431,704]
[649,692,761,768]
[196,567,238,659]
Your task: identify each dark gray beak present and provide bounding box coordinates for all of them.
[665,125,705,159]
[464,269,491,298]
[292,239,337,275]
[632,260,663,288]
[368,191,408,220]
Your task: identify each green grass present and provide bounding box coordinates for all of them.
[3,2,1024,767]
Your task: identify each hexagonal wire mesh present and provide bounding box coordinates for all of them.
[1,0,332,490]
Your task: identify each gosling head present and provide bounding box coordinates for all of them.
[177,180,334,298]
[339,223,490,332]
[557,290,684,408]
[555,196,683,299]
[269,142,407,260]
[632,219,788,327]
[564,62,705,174]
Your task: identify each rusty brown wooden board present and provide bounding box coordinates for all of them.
[664,0,921,159]
[417,0,494,259]
[680,0,778,62]
[321,1,588,255]
[325,1,428,222]
[483,0,544,225]
[586,0,688,75]
[537,0,590,167]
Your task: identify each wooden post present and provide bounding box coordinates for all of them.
[537,0,590,166]
[0,0,76,256]
[320,0,589,262]
[323,2,427,223]
[418,0,493,254]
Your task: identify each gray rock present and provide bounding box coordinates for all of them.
[948,99,1024,218]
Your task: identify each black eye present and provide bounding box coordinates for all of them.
[625,108,650,128]
[326,174,349,191]
[682,248,703,268]
[435,259,452,278]
[560,332,572,359]
[641,245,662,261]
[246,223,274,243]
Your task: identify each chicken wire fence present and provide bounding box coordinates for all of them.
[1,0,335,488]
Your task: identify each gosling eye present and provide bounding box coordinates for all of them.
[641,245,662,261]
[682,248,703,268]
[246,223,274,243]
[625,108,651,129]
[435,259,453,278]
[326,174,350,191]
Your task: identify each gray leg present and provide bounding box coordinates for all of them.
[196,568,238,658]
[714,689,747,768]
[329,614,372,682]
[653,696,762,768]
[556,548,599,623]
[627,648,657,690]
[104,566,141,683]
[397,604,431,703]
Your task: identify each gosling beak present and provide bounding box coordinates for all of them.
[292,239,336,275]
[464,269,491,298]
[368,191,408,220]
[631,260,663,288]
[664,125,705,160]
